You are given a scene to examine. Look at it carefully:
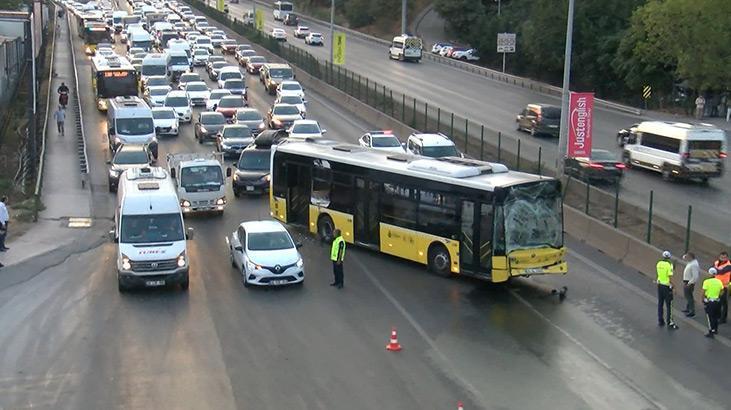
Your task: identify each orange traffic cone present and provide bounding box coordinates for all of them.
[386,326,402,351]
[457,401,464,410]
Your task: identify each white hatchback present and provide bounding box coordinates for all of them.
[287,119,326,140]
[227,220,305,287]
[276,80,304,99]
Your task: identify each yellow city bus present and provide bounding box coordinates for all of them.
[83,23,113,55]
[91,55,139,111]
[269,140,567,282]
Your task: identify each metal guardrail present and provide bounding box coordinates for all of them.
[246,0,642,116]
[66,11,89,186]
[33,1,58,220]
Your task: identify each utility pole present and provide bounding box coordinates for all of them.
[496,0,501,16]
[401,0,406,34]
[329,0,334,62]
[556,0,575,174]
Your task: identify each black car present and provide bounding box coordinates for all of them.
[217,124,254,158]
[107,144,153,192]
[194,112,227,143]
[283,13,299,26]
[232,145,271,196]
[516,103,561,137]
[564,149,626,184]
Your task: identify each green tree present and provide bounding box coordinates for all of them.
[0,0,25,10]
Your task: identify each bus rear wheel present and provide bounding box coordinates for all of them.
[428,244,451,277]
[317,214,335,243]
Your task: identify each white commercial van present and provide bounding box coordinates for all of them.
[141,52,169,82]
[389,34,423,62]
[167,49,191,76]
[128,29,154,51]
[112,10,128,33]
[621,121,727,183]
[167,152,232,215]
[112,166,191,292]
[107,96,159,159]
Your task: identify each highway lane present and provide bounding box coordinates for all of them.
[224,0,731,245]
[1,10,729,409]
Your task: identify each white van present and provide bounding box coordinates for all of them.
[166,49,190,75]
[141,52,169,81]
[113,166,192,292]
[622,121,726,183]
[107,96,159,158]
[128,29,154,51]
[389,34,423,62]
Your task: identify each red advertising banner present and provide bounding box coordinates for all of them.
[567,92,594,158]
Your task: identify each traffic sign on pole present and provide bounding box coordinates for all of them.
[496,33,516,53]
[643,85,652,99]
[333,32,346,65]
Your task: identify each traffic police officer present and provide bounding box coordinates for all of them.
[330,229,346,289]
[703,268,724,338]
[656,251,678,329]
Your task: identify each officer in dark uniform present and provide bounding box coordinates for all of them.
[330,229,346,289]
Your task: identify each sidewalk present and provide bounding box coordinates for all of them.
[2,15,91,268]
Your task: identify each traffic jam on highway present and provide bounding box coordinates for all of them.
[62,0,574,294]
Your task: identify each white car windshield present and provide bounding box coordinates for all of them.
[282,83,301,91]
[166,96,189,106]
[247,231,293,251]
[273,105,300,115]
[292,124,320,134]
[152,109,175,119]
[372,136,401,147]
[186,83,208,92]
[280,96,303,105]
[120,213,184,243]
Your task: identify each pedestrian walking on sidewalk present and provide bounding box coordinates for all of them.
[329,229,346,289]
[703,268,724,338]
[682,252,700,317]
[695,95,706,119]
[0,196,9,252]
[712,251,731,324]
[53,106,66,136]
[656,250,678,329]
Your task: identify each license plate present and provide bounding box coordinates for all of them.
[246,186,254,191]
[146,280,166,287]
[270,280,288,285]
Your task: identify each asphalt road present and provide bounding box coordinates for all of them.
[1,8,729,410]
[226,0,731,246]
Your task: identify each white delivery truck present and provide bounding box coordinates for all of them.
[107,96,159,159]
[166,49,191,79]
[166,152,232,215]
[112,166,192,292]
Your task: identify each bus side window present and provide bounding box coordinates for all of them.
[272,158,288,197]
[311,159,331,207]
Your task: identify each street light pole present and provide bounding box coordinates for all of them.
[556,0,575,174]
[329,0,334,62]
[496,0,501,16]
[401,0,406,34]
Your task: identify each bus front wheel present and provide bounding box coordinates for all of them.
[317,214,335,243]
[428,244,451,277]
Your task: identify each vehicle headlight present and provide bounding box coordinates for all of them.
[177,251,186,267]
[98,100,108,110]
[263,174,271,182]
[114,137,122,144]
[200,126,207,133]
[85,46,91,54]
[246,260,261,272]
[273,118,282,126]
[181,199,191,207]
[121,253,131,270]
[216,197,226,205]
[296,257,303,268]
[151,136,158,143]
[233,173,239,181]
[109,168,121,177]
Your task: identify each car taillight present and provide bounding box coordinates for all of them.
[588,163,604,169]
[615,163,626,169]
[720,152,727,159]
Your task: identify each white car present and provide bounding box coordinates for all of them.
[271,28,287,41]
[304,32,323,46]
[164,90,193,123]
[206,89,232,110]
[210,33,226,48]
[151,107,180,136]
[194,36,214,53]
[227,220,305,287]
[144,85,172,107]
[276,80,304,99]
[294,25,310,39]
[450,48,479,61]
[185,81,210,107]
[358,130,405,153]
[287,119,326,140]
[192,48,210,66]
[275,95,306,117]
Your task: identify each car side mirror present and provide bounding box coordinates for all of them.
[516,115,522,121]
[186,227,195,240]
[226,167,232,177]
[234,245,243,251]
[108,230,118,243]
[295,241,303,249]
[401,142,406,148]
[321,129,327,134]
[106,159,111,164]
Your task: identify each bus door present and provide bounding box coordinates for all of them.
[354,177,379,247]
[460,200,492,275]
[287,163,310,225]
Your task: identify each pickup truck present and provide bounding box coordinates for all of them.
[166,152,232,215]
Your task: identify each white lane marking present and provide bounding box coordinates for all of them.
[508,289,665,410]
[569,249,731,349]
[351,257,487,408]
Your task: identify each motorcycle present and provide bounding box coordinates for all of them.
[59,91,69,109]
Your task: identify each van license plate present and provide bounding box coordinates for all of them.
[246,186,254,191]
[270,280,287,285]
[146,280,166,287]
